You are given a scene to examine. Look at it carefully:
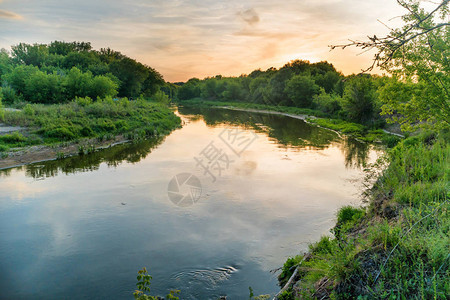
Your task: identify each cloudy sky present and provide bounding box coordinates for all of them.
[0,0,405,82]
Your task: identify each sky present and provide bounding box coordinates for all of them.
[0,0,406,82]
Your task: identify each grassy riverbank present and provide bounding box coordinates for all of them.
[277,131,449,299]
[179,98,401,145]
[0,97,181,161]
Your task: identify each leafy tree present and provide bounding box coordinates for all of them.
[109,57,160,97]
[24,71,65,103]
[48,41,92,56]
[249,77,268,103]
[285,75,320,107]
[141,66,164,97]
[0,89,4,121]
[62,52,100,71]
[264,68,293,106]
[222,80,243,101]
[0,49,14,85]
[341,76,377,124]
[332,0,449,131]
[64,67,92,99]
[4,65,40,95]
[97,47,124,64]
[282,60,311,74]
[314,71,342,93]
[177,78,201,100]
[88,75,118,99]
[201,78,218,99]
[11,43,49,67]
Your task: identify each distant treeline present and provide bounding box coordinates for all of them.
[0,41,164,104]
[176,60,391,127]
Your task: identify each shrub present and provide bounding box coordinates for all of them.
[313,91,341,115]
[23,104,35,116]
[44,126,77,140]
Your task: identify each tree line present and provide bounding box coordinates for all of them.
[0,41,164,104]
[175,60,393,127]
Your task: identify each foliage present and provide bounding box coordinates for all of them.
[0,92,4,121]
[1,41,165,103]
[133,268,180,300]
[152,90,170,105]
[175,60,385,131]
[283,134,449,299]
[379,0,449,131]
[278,255,303,287]
[341,76,377,125]
[312,91,341,115]
[331,0,449,132]
[1,97,181,150]
[285,75,320,107]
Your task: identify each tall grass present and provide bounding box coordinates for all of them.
[280,132,449,299]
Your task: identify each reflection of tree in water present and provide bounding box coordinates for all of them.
[1,107,375,179]
[180,106,337,148]
[340,137,370,169]
[180,106,373,167]
[21,137,164,179]
[0,167,14,177]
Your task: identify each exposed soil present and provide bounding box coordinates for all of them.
[0,135,130,170]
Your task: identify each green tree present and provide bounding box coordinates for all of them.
[109,57,160,97]
[177,78,201,100]
[88,75,118,99]
[341,76,377,124]
[0,89,4,121]
[64,67,92,99]
[332,0,449,131]
[264,68,293,106]
[314,71,342,93]
[0,49,14,85]
[62,51,100,71]
[249,77,268,103]
[11,43,49,67]
[24,71,65,103]
[222,80,243,101]
[4,65,39,95]
[200,78,218,99]
[285,75,320,107]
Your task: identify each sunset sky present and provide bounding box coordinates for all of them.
[0,0,406,82]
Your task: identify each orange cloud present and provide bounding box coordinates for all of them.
[0,9,22,20]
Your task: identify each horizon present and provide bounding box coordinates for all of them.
[0,0,406,82]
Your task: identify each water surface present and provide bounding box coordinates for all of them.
[0,107,382,299]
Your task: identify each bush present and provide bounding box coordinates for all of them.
[43,126,77,140]
[0,86,23,104]
[313,91,341,115]
[0,132,27,143]
[23,104,35,116]
[152,90,170,105]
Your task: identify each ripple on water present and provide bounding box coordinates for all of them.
[171,265,240,287]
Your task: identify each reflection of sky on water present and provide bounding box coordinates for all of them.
[0,108,383,299]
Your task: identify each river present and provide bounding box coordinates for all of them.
[0,107,382,299]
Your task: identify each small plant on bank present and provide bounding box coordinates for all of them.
[56,151,65,160]
[134,268,180,300]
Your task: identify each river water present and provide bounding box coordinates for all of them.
[0,107,382,299]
